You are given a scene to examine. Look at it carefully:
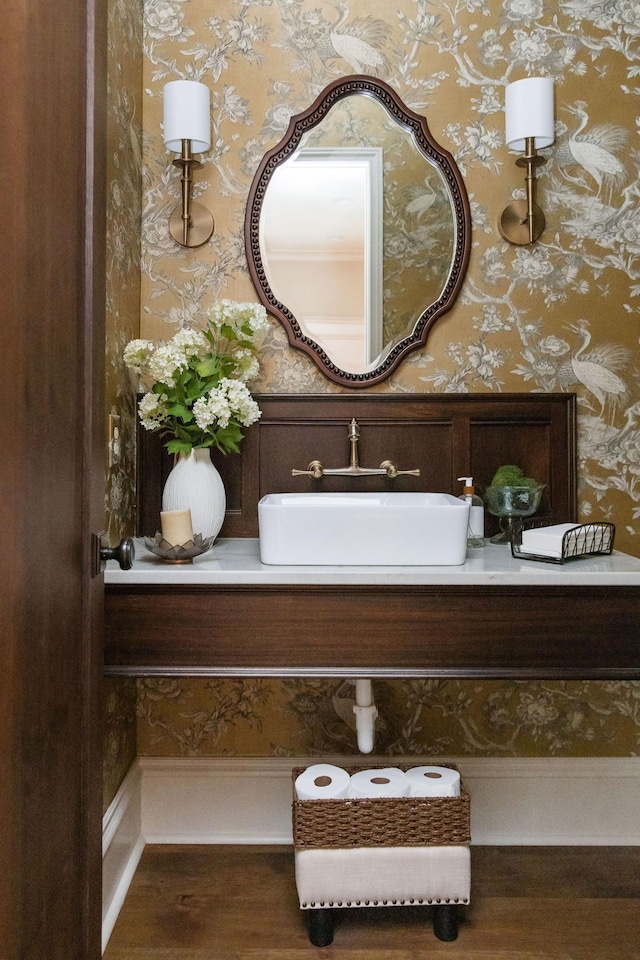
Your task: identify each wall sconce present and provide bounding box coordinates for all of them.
[499,77,555,246]
[163,80,213,248]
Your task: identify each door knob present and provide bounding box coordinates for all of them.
[100,537,135,570]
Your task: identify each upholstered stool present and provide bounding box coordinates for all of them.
[295,844,471,946]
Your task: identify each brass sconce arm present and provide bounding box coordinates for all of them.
[163,79,214,249]
[169,139,214,248]
[499,137,547,246]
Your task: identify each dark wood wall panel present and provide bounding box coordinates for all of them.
[258,420,455,496]
[469,422,553,534]
[137,394,577,539]
[469,422,552,489]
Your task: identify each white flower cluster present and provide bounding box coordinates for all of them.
[209,299,269,340]
[147,329,208,387]
[172,327,208,356]
[122,300,267,453]
[193,378,261,432]
[146,343,188,387]
[125,328,208,387]
[122,339,154,375]
[138,391,168,431]
[232,347,260,382]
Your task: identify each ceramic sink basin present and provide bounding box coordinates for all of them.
[258,492,470,566]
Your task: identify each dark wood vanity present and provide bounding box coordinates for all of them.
[104,572,640,678]
[104,394,640,680]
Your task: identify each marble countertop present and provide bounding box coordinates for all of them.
[105,537,640,587]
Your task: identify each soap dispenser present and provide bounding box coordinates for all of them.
[457,477,485,548]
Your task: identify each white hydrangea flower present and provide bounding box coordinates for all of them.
[138,392,168,431]
[233,347,260,382]
[209,299,269,340]
[245,303,269,337]
[193,378,261,432]
[171,327,207,361]
[123,339,154,374]
[193,390,232,430]
[221,377,261,426]
[147,343,188,386]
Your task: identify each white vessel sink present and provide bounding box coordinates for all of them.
[258,492,470,566]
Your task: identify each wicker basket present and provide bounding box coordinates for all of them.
[292,763,471,849]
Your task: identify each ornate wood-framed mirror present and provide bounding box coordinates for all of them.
[245,75,471,387]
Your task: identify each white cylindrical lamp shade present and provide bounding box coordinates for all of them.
[505,77,554,153]
[163,80,211,153]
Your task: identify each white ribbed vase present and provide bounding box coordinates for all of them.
[162,448,226,541]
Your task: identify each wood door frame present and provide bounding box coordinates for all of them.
[0,0,107,957]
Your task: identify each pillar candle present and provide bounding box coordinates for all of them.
[160,509,193,546]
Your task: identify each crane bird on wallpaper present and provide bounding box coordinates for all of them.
[556,102,628,204]
[404,177,439,220]
[319,2,390,74]
[560,320,630,422]
[575,400,640,463]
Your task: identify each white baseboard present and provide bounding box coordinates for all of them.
[102,763,144,953]
[102,755,640,949]
[139,755,640,846]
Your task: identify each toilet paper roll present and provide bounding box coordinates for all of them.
[405,765,461,797]
[348,767,411,798]
[294,764,351,800]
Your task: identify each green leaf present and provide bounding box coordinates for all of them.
[220,324,239,342]
[212,421,244,455]
[196,357,219,378]
[165,439,193,455]
[167,402,194,423]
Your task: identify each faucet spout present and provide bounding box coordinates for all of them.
[291,418,420,480]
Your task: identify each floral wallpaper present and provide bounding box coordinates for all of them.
[103,0,143,810]
[136,677,640,759]
[104,676,138,810]
[105,0,144,541]
[104,0,640,806]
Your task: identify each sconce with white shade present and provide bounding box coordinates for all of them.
[163,79,214,248]
[499,77,555,246]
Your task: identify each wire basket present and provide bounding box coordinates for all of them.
[510,520,615,564]
[292,763,471,850]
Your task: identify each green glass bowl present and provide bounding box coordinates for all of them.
[484,484,545,518]
[484,484,545,544]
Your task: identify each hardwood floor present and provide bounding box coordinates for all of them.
[104,845,640,959]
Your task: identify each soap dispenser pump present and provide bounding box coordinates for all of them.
[458,477,485,548]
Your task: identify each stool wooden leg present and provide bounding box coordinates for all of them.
[433,904,458,941]
[307,908,334,947]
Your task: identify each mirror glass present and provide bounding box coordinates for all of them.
[245,77,471,387]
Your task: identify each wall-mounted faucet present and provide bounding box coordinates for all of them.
[292,418,420,480]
